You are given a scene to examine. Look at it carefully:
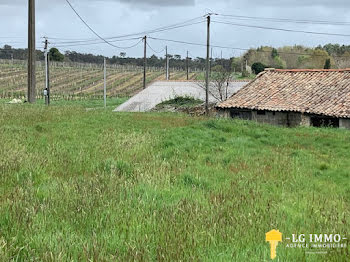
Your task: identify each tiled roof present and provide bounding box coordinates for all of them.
[217,69,350,118]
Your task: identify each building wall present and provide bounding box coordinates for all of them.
[218,108,350,129]
[340,119,350,129]
[251,111,306,127]
[218,109,311,128]
[217,109,230,118]
[301,114,311,127]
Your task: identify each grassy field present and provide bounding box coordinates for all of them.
[1,97,128,110]
[0,103,349,261]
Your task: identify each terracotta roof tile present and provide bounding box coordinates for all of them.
[217,69,350,118]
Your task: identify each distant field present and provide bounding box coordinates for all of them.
[0,103,349,261]
[0,60,202,98]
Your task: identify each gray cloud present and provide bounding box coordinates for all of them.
[237,0,348,8]
[1,0,350,59]
[0,0,195,7]
[0,0,347,7]
[118,0,195,6]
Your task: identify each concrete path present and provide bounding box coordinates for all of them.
[114,81,248,112]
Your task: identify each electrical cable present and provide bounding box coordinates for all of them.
[55,38,143,49]
[212,20,350,37]
[146,41,165,54]
[49,15,204,44]
[52,37,143,48]
[50,36,142,45]
[148,36,350,58]
[218,14,350,26]
[65,0,142,49]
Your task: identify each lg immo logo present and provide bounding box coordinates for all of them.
[266,230,282,260]
[266,229,348,260]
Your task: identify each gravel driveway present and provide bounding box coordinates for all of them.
[114,81,248,112]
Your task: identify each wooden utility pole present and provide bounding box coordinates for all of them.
[143,36,147,89]
[221,50,223,66]
[186,51,189,80]
[205,15,210,116]
[165,46,169,80]
[28,0,36,103]
[104,57,107,108]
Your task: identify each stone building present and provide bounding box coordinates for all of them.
[216,69,350,129]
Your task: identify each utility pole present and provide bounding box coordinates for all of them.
[104,57,107,108]
[143,36,147,89]
[205,14,211,116]
[47,51,50,105]
[44,38,49,105]
[186,51,189,81]
[221,50,223,66]
[242,58,248,77]
[28,0,36,103]
[165,46,169,80]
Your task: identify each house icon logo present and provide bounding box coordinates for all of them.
[266,230,282,260]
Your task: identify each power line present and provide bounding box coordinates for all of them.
[48,16,205,44]
[65,0,141,49]
[106,20,204,40]
[50,36,142,45]
[0,37,26,39]
[212,20,350,37]
[218,14,350,26]
[0,41,28,45]
[52,37,143,48]
[149,36,245,50]
[148,36,349,58]
[54,38,143,49]
[188,51,196,58]
[146,42,165,54]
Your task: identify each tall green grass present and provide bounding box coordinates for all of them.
[0,104,349,261]
[0,97,128,109]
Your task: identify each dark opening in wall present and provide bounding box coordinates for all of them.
[230,110,252,120]
[257,110,266,115]
[311,116,339,128]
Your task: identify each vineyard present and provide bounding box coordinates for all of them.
[0,59,203,99]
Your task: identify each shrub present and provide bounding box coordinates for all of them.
[251,62,266,74]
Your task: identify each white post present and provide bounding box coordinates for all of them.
[104,57,107,108]
[44,38,49,105]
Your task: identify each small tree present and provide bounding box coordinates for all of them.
[120,52,126,58]
[324,58,331,69]
[49,48,64,62]
[198,65,233,102]
[271,48,279,58]
[252,62,266,74]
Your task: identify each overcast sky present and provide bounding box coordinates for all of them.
[1,0,350,58]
